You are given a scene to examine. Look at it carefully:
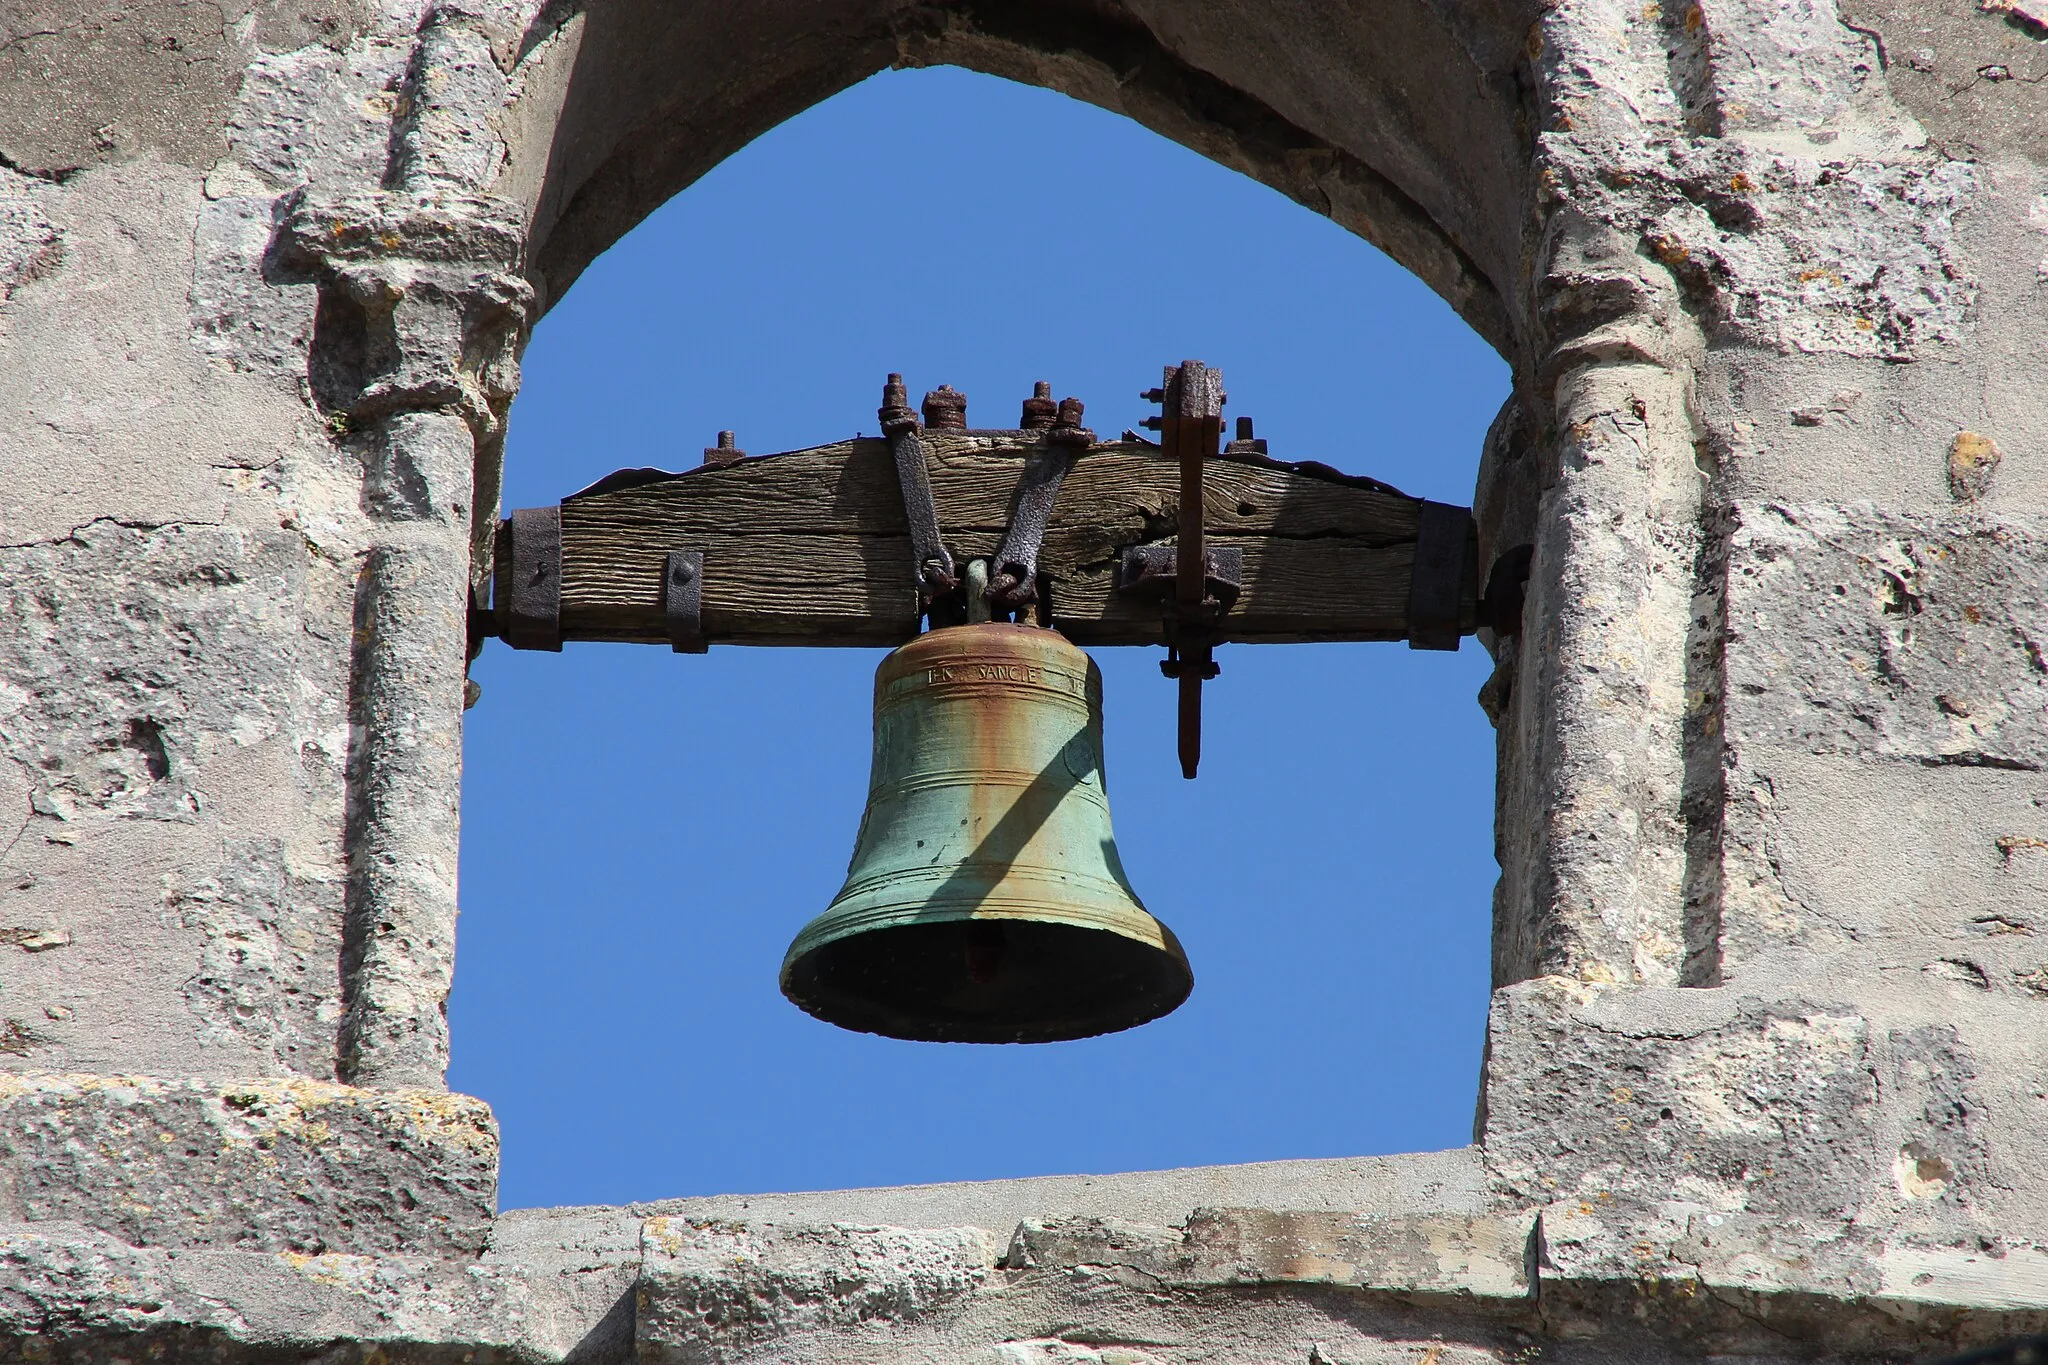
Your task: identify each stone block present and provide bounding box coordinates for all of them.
[0,1074,497,1259]
[655,1148,1492,1234]
[636,1217,996,1365]
[1481,980,1880,1223]
[1725,502,2048,768]
[1004,1207,1536,1303]
[1876,1241,2048,1314]
[1535,1200,2048,1352]
[1719,745,2048,974]
[1481,978,2048,1257]
[0,519,352,1079]
[0,1222,602,1361]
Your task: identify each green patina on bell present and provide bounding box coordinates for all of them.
[780,622,1193,1043]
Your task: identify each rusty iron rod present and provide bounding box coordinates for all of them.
[1159,361,1223,780]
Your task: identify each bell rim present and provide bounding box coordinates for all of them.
[779,918,1194,1044]
[783,890,1182,970]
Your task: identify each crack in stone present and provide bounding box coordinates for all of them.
[0,515,225,551]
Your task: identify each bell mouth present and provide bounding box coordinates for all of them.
[780,917,1193,1044]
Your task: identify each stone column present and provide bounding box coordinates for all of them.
[1483,0,1718,992]
[278,1,533,1087]
[0,0,534,1261]
[1477,0,2048,1305]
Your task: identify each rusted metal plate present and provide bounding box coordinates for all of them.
[1407,500,1474,652]
[1117,545,1243,609]
[504,504,562,652]
[1152,360,1228,778]
[663,549,706,654]
[881,372,957,620]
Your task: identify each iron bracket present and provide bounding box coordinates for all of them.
[1222,415,1268,457]
[1480,544,1535,637]
[1144,360,1227,779]
[702,431,745,467]
[465,585,495,660]
[1406,500,1472,652]
[985,397,1094,618]
[505,504,563,652]
[664,549,707,653]
[1116,544,1242,613]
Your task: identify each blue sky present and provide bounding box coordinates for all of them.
[455,66,1510,1211]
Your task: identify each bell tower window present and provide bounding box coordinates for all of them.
[455,67,1505,1209]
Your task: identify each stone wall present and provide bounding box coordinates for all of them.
[0,0,2043,1359]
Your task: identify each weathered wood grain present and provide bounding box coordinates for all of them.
[496,433,1473,648]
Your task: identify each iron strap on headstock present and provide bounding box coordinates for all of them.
[1141,361,1227,780]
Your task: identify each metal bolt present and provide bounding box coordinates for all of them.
[1048,395,1095,446]
[1140,387,1165,403]
[702,430,746,467]
[1235,416,1254,441]
[1020,380,1057,430]
[922,384,968,431]
[879,372,918,436]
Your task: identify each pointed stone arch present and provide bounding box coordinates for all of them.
[493,1,1539,357]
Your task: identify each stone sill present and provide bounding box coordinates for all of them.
[3,1144,2044,1364]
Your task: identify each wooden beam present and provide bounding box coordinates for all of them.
[492,432,1477,648]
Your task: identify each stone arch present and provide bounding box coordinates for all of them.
[458,67,1515,1188]
[262,0,1755,1090]
[492,1,1540,360]
[269,0,1571,1095]
[471,0,1552,1000]
[281,0,1983,1089]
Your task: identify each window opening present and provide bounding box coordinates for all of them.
[454,67,1507,1211]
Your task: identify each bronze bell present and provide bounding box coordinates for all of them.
[781,622,1192,1043]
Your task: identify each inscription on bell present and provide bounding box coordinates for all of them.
[927,663,1048,685]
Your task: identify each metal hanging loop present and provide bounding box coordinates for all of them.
[880,373,959,626]
[985,395,1094,620]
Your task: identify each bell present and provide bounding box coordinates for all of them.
[781,622,1192,1043]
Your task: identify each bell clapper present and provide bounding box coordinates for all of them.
[964,920,1007,985]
